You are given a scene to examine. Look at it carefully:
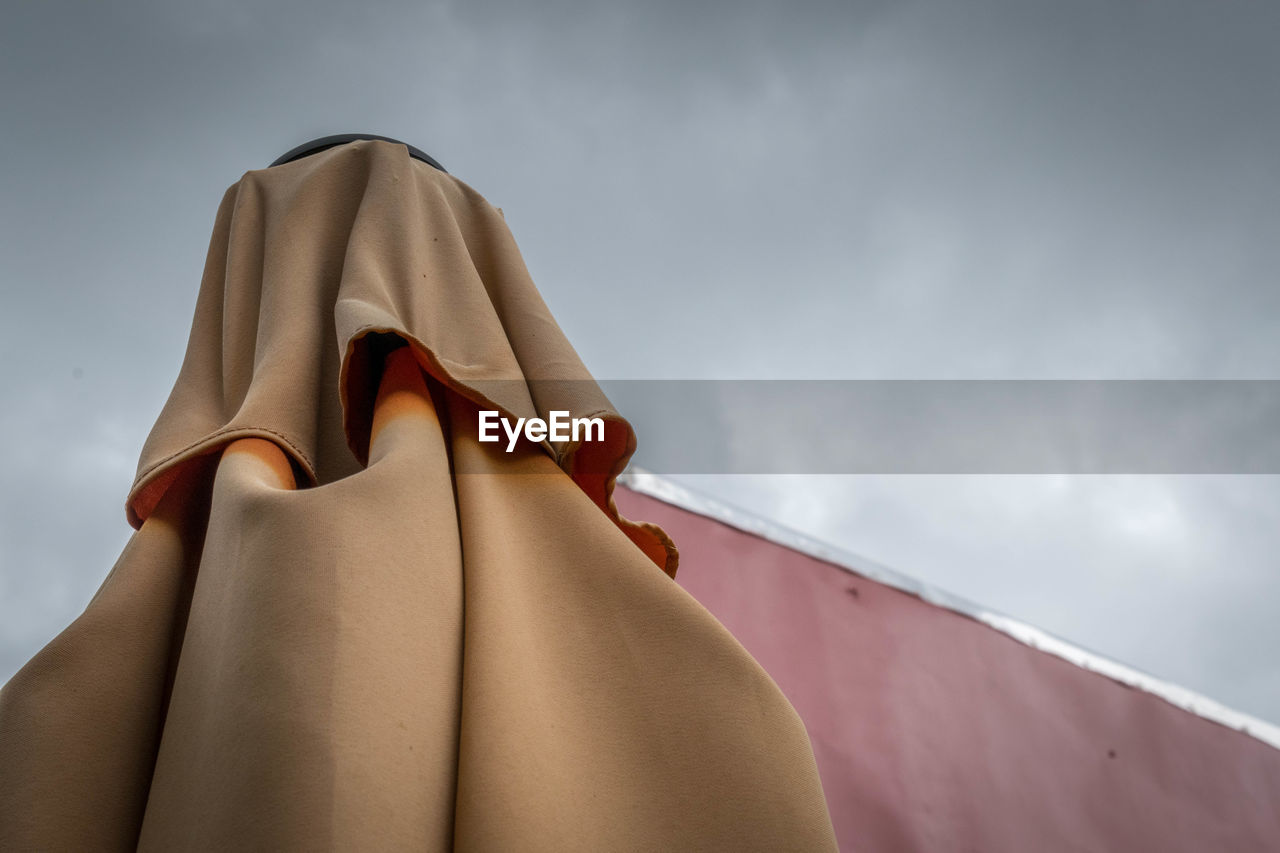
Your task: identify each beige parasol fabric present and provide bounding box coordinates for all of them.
[0,140,837,850]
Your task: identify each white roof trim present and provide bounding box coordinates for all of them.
[618,468,1280,753]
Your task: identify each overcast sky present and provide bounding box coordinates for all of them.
[2,1,1278,726]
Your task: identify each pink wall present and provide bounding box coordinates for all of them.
[615,486,1280,851]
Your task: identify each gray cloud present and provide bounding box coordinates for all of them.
[2,1,1278,722]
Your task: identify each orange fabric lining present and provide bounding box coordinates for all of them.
[222,438,298,491]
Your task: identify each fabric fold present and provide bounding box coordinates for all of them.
[0,140,837,850]
[127,139,674,575]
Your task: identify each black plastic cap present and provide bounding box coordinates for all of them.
[269,134,446,172]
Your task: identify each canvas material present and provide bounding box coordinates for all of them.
[0,144,837,850]
[126,139,674,576]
